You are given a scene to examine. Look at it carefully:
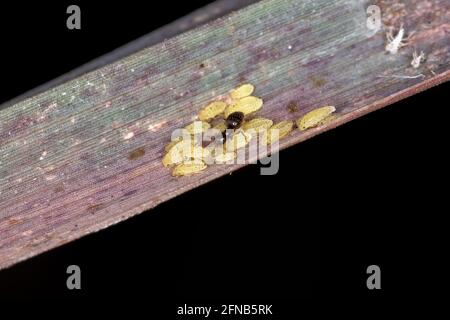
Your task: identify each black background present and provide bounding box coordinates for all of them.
[0,0,447,314]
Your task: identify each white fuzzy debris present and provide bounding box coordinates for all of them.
[123,132,134,140]
[39,151,47,161]
[377,74,425,79]
[38,102,58,120]
[385,25,413,54]
[148,121,167,132]
[411,50,425,68]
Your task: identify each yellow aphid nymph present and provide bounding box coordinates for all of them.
[264,121,294,144]
[162,138,197,167]
[187,145,210,161]
[243,118,274,140]
[224,96,263,118]
[230,83,255,100]
[297,106,336,131]
[164,139,181,153]
[172,160,207,176]
[198,101,227,121]
[184,121,211,134]
[164,133,199,152]
[162,147,182,167]
[242,118,273,132]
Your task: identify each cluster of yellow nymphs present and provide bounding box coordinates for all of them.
[162,83,337,177]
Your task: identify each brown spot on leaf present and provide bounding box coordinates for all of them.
[54,185,65,193]
[87,203,103,214]
[309,76,326,88]
[287,101,299,113]
[123,189,138,197]
[8,218,21,226]
[236,74,248,84]
[127,147,145,160]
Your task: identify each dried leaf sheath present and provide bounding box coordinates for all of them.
[1,0,450,269]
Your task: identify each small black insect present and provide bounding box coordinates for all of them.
[218,111,245,143]
[225,111,245,130]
